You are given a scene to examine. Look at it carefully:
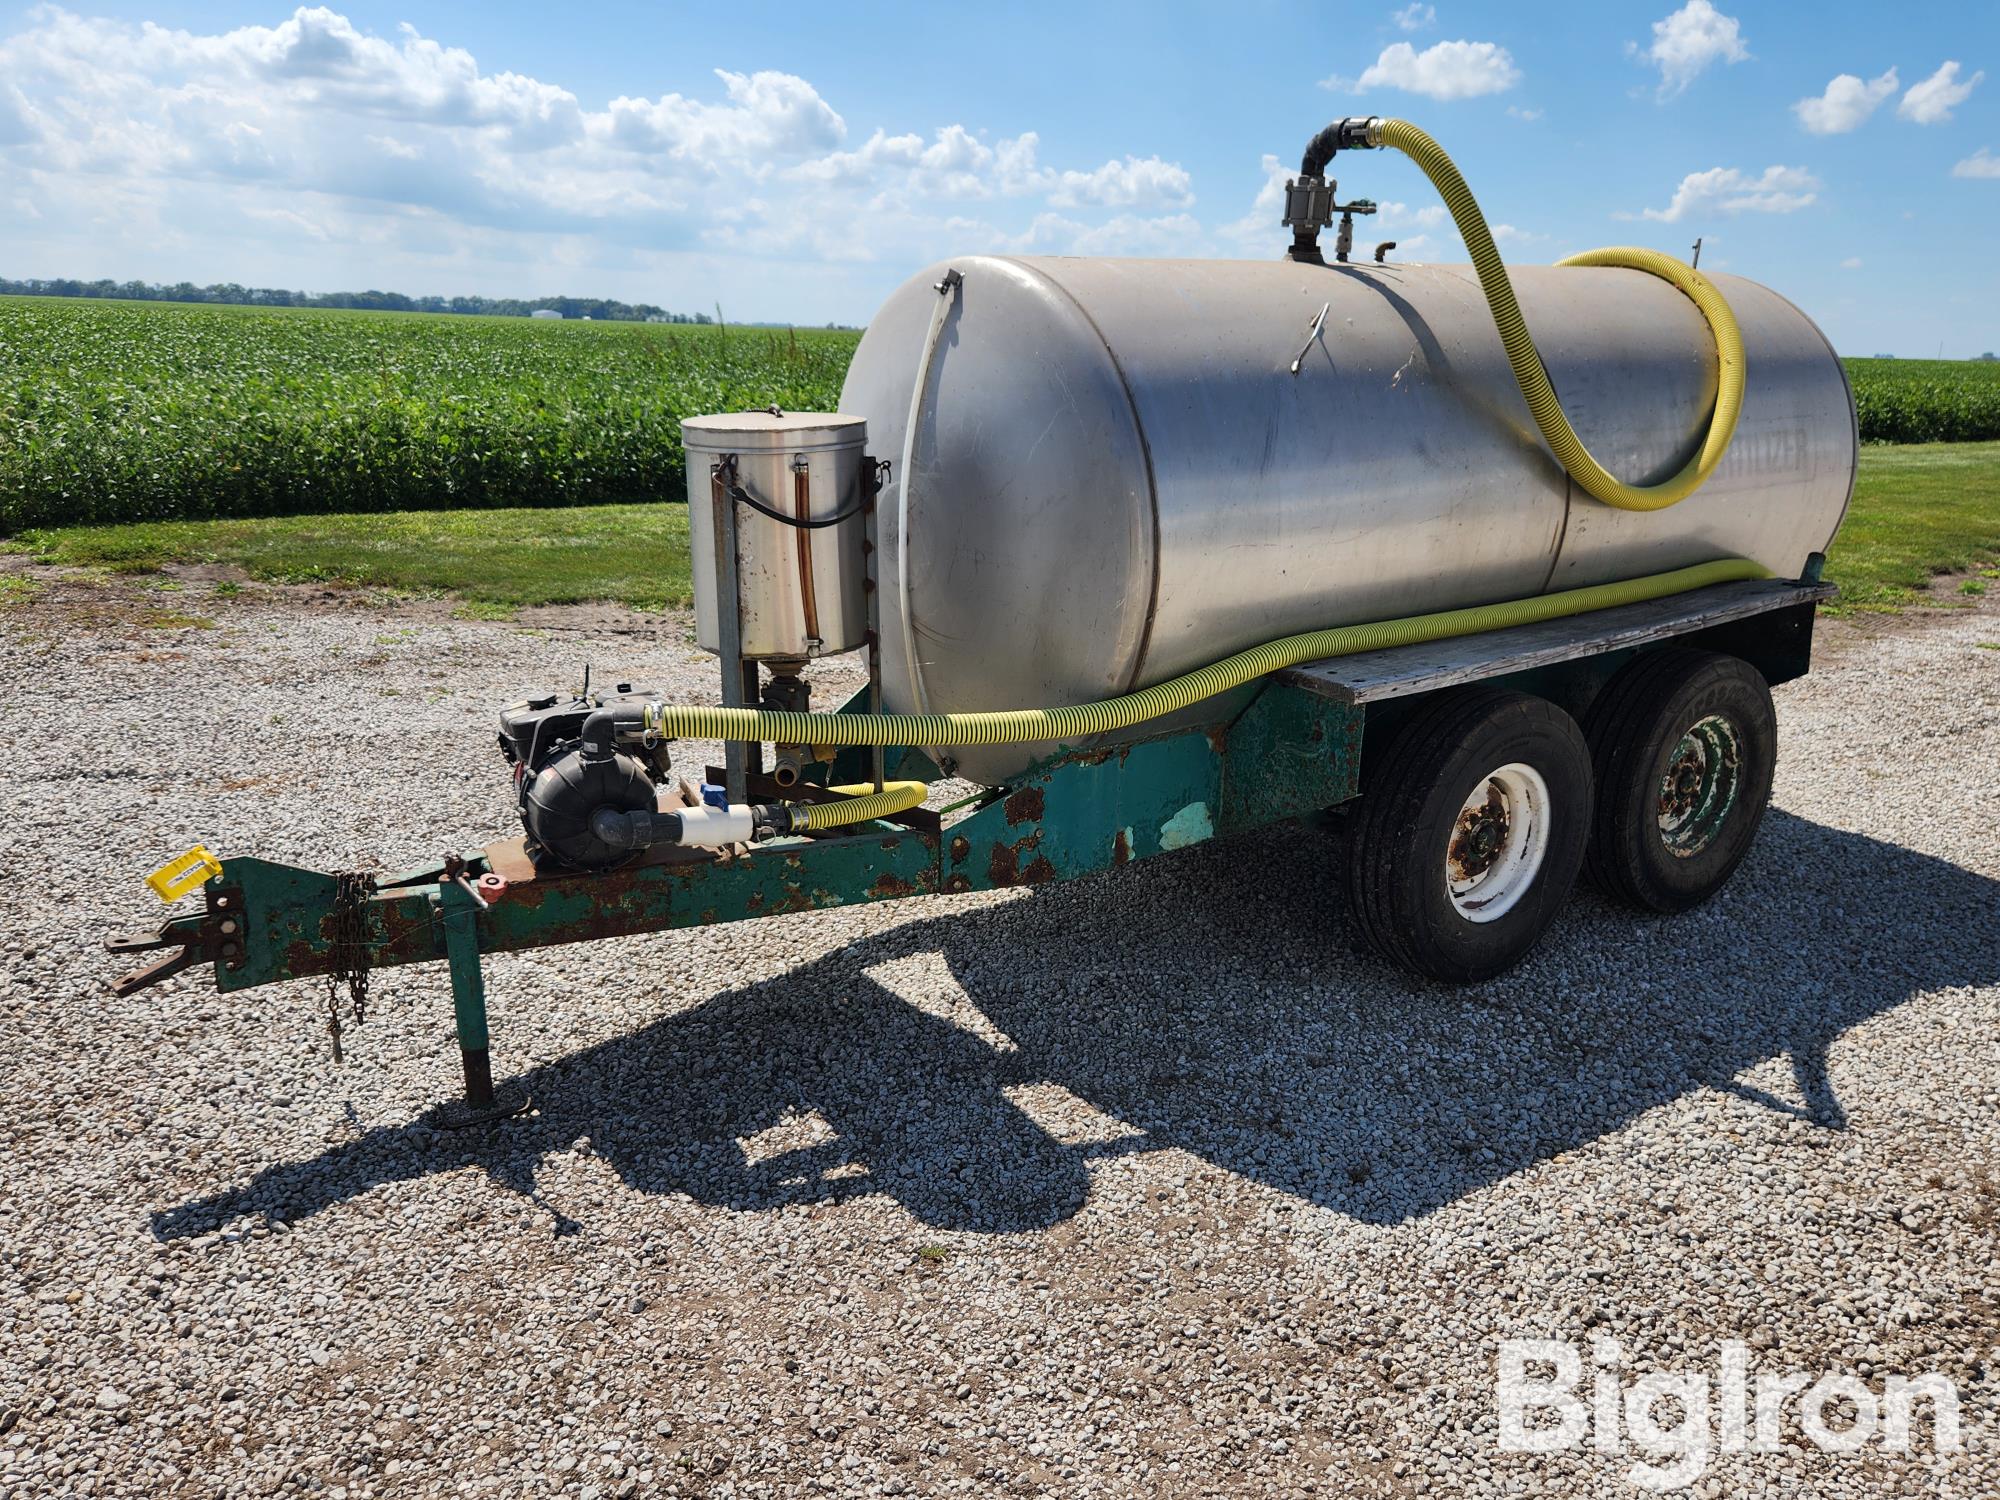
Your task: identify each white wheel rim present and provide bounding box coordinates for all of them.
[1445,762,1551,924]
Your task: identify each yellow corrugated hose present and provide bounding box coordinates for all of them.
[1372,117,1744,512]
[665,120,1762,833]
[650,558,1771,790]
[797,782,930,831]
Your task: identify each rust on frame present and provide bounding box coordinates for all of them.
[1002,785,1045,825]
[988,829,1056,888]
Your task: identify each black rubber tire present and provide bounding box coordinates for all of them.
[1582,647,1777,914]
[1344,686,1592,984]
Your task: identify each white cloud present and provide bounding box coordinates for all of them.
[1378,200,1448,231]
[246,203,332,240]
[1338,39,1522,100]
[1793,68,1897,134]
[1392,4,1435,31]
[1635,165,1819,222]
[0,81,35,145]
[1506,105,1542,121]
[1632,2,1749,98]
[1216,152,1292,253]
[1898,61,1983,125]
[793,125,1027,199]
[0,5,1203,314]
[1012,211,1202,258]
[1953,148,2000,180]
[604,68,845,160]
[1840,256,1862,269]
[1048,155,1194,210]
[789,127,1189,210]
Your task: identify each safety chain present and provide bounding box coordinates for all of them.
[324,870,378,1064]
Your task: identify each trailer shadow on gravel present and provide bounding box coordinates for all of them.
[154,808,2000,1242]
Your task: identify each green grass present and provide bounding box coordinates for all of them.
[1823,441,2000,609]
[8,442,1997,618]
[140,608,215,630]
[0,294,854,532]
[10,502,694,612]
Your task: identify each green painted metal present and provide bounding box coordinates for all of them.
[1217,680,1365,835]
[210,820,941,992]
[942,728,1225,892]
[198,677,1365,997]
[211,857,346,993]
[144,675,1376,1104]
[438,886,488,1053]
[196,677,1363,1001]
[477,825,937,953]
[928,681,1361,892]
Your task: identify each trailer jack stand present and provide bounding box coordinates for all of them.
[430,881,530,1130]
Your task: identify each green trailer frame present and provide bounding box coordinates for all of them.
[108,576,1830,1123]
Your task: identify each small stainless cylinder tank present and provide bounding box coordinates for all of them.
[682,411,869,659]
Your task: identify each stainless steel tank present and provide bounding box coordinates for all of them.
[838,256,1856,784]
[682,411,869,660]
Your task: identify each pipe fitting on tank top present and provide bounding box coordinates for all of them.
[1287,118,1384,264]
[1297,116,1382,180]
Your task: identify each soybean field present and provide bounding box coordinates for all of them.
[4,295,1999,535]
[1846,356,2000,446]
[0,296,855,532]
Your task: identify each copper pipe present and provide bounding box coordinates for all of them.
[791,460,821,645]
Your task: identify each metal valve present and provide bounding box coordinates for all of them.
[1281,177,1336,234]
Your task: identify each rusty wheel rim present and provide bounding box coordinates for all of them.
[1657,713,1741,859]
[1446,762,1549,924]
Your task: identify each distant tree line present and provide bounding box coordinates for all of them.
[0,276,712,323]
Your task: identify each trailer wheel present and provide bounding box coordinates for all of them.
[1583,647,1776,913]
[1344,687,1591,984]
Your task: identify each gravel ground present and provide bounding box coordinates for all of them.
[2,567,1996,1499]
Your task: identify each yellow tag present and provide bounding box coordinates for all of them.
[146,845,224,904]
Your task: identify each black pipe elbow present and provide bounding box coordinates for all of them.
[1301,116,1382,177]
[579,703,646,761]
[1299,123,1341,181]
[589,806,684,852]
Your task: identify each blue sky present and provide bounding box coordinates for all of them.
[0,1,1994,353]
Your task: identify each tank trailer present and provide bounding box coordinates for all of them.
[111,118,1851,1124]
